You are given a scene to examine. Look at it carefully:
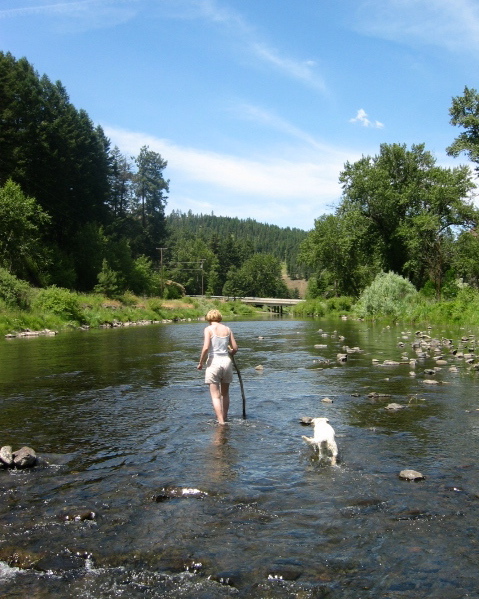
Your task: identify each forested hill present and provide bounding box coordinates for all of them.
[166,210,309,280]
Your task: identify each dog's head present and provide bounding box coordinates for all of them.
[311,417,330,426]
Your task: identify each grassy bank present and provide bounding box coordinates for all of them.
[0,289,257,338]
[291,281,479,329]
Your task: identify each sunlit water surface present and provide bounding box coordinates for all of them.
[1,317,479,598]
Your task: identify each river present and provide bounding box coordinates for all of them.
[1,316,479,598]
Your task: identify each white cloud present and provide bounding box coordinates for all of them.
[234,103,342,153]
[166,0,328,95]
[0,0,138,30]
[104,125,356,229]
[250,43,327,94]
[356,0,479,55]
[349,108,384,129]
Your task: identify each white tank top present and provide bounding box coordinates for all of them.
[208,325,230,357]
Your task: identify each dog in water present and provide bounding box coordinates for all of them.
[302,417,338,465]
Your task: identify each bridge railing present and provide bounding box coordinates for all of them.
[190,295,304,306]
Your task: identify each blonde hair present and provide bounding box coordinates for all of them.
[206,309,222,323]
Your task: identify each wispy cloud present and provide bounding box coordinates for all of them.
[349,108,384,129]
[356,0,479,55]
[0,0,138,30]
[104,125,356,228]
[235,103,346,154]
[2,0,328,92]
[250,43,327,94]
[176,0,328,94]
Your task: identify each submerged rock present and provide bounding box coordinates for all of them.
[62,510,97,522]
[154,486,208,502]
[385,403,404,410]
[34,553,86,572]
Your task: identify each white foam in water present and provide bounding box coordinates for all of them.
[0,561,20,579]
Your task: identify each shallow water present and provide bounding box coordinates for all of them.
[1,317,479,598]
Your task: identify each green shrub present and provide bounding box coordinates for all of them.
[325,296,354,312]
[94,259,125,299]
[0,268,32,310]
[354,272,417,319]
[32,286,83,321]
[292,299,326,317]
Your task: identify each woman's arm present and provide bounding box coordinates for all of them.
[197,327,211,370]
[229,330,238,355]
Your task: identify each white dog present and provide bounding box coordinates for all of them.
[302,417,338,465]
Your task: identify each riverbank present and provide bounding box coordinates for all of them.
[0,292,258,339]
[4,280,479,340]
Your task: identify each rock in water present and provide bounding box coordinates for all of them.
[0,446,13,467]
[12,447,37,469]
[399,469,425,481]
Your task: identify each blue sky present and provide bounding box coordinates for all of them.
[1,0,478,230]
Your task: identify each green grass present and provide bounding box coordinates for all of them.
[0,289,259,337]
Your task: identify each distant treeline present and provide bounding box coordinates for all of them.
[167,210,309,277]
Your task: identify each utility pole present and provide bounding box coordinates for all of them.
[157,247,168,296]
[200,259,205,296]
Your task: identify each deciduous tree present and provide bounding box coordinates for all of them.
[0,179,51,283]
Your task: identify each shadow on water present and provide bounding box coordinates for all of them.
[1,317,479,597]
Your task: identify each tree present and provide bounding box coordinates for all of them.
[0,52,112,287]
[452,229,479,288]
[0,179,51,282]
[108,145,134,217]
[336,143,476,291]
[223,253,288,298]
[168,238,214,295]
[447,86,479,168]
[299,211,380,297]
[132,146,169,259]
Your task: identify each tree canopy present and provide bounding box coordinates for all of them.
[300,143,477,297]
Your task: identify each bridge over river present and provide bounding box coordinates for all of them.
[195,296,304,313]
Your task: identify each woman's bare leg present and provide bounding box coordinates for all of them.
[209,383,226,424]
[220,382,230,421]
[209,382,230,424]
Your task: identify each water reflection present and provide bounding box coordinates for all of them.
[202,424,237,485]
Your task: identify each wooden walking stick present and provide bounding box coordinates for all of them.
[230,353,246,419]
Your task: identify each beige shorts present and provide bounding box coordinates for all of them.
[205,356,233,385]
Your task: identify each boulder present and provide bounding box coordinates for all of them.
[399,469,425,481]
[12,446,37,469]
[0,445,13,467]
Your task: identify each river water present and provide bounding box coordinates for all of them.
[1,316,479,598]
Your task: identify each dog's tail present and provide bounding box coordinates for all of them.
[302,435,315,446]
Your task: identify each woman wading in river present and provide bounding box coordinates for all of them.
[197,309,238,424]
